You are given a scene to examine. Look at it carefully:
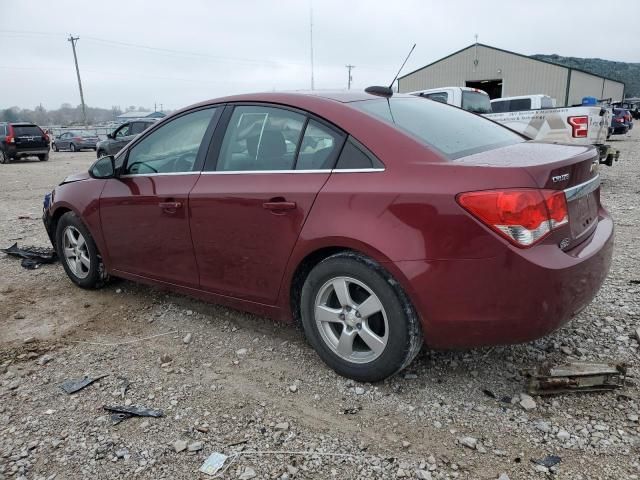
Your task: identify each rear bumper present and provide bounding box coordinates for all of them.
[396,209,614,349]
[6,146,49,158]
[610,125,629,135]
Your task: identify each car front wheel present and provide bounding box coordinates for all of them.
[300,253,422,382]
[70,143,77,152]
[53,143,59,152]
[55,212,107,289]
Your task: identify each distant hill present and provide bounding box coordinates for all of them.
[530,54,640,98]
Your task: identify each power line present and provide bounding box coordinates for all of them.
[68,35,87,126]
[345,64,355,89]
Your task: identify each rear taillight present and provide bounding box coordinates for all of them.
[457,189,569,247]
[5,124,15,144]
[614,117,623,123]
[39,127,49,143]
[568,116,588,137]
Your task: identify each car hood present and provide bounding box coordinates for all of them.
[60,171,91,185]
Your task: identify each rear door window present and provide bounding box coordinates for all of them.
[130,122,147,135]
[216,106,305,171]
[295,120,344,170]
[509,98,531,111]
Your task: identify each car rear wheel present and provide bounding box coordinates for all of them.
[70,143,77,152]
[97,149,106,158]
[300,252,422,382]
[56,212,108,289]
[0,150,8,164]
[38,154,49,162]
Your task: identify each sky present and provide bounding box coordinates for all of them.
[1,0,638,111]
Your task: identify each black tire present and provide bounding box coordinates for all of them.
[0,150,8,164]
[55,211,108,289]
[300,252,422,382]
[38,154,49,162]
[97,149,106,158]
[53,143,59,152]
[70,143,77,152]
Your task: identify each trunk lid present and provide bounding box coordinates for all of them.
[457,141,600,248]
[13,125,48,149]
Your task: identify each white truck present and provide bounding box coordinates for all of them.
[408,88,619,165]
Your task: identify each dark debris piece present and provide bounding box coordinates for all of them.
[104,405,163,425]
[2,243,57,270]
[60,375,107,394]
[532,455,561,468]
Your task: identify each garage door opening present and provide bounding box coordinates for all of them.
[466,80,502,99]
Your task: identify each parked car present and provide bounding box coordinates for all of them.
[490,94,556,112]
[42,90,613,381]
[52,131,100,152]
[408,86,492,113]
[609,108,633,135]
[96,119,156,157]
[0,122,49,163]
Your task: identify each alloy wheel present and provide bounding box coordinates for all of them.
[314,276,389,364]
[62,226,90,279]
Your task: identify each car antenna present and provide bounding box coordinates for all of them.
[365,43,416,97]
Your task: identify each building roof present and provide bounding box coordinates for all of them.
[116,111,165,119]
[399,43,625,86]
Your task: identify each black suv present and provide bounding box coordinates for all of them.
[0,122,50,164]
[96,119,156,157]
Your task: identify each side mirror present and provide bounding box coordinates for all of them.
[89,155,116,179]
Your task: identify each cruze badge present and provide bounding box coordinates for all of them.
[552,173,570,183]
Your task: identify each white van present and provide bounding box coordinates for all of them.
[408,87,492,114]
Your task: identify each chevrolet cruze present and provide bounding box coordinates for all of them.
[43,90,614,381]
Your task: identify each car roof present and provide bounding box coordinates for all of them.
[190,90,415,109]
[8,122,38,126]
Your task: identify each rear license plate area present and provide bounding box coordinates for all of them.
[568,191,598,239]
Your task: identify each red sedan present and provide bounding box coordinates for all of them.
[43,90,613,381]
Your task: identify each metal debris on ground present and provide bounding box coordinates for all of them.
[104,404,164,425]
[60,375,108,394]
[118,377,131,399]
[532,455,561,468]
[528,362,626,395]
[199,452,229,476]
[1,243,58,269]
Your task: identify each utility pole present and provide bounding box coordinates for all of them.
[309,2,315,90]
[68,35,87,126]
[345,64,355,89]
[160,103,163,112]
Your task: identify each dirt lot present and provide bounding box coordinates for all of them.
[1,132,639,480]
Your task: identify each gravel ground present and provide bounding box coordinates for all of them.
[1,132,639,480]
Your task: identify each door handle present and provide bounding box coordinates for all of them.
[263,201,296,211]
[158,201,182,210]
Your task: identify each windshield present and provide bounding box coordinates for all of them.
[353,97,523,159]
[462,91,492,113]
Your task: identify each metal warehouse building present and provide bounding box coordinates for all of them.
[398,43,625,106]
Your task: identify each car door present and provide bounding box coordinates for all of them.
[58,132,70,149]
[99,107,220,286]
[189,105,345,304]
[112,123,135,153]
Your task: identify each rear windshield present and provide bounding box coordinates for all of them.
[13,125,42,136]
[461,91,492,113]
[353,97,523,159]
